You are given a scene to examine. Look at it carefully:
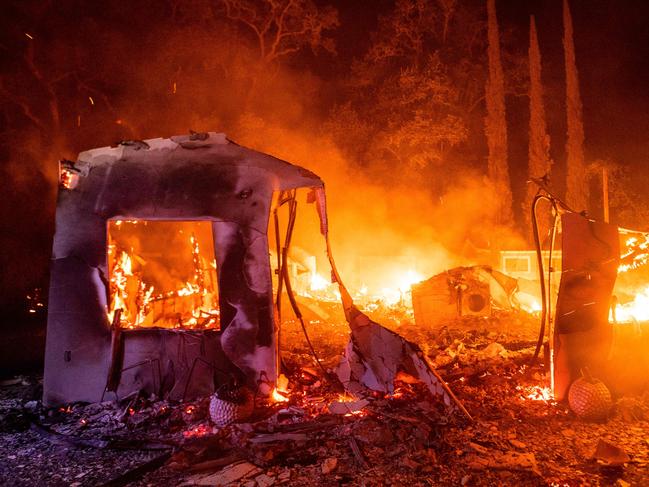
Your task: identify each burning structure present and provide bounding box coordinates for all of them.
[43,132,323,406]
[24,134,649,485]
[44,131,462,420]
[411,265,518,327]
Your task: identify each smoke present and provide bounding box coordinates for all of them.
[230,118,525,289]
[0,4,526,311]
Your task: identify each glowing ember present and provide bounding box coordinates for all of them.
[517,385,554,402]
[328,393,368,417]
[26,288,45,314]
[384,390,405,399]
[183,424,212,438]
[59,164,80,189]
[344,410,367,417]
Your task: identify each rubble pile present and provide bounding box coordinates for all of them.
[2,311,649,486]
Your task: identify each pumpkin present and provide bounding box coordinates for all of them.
[209,384,254,427]
[568,368,612,421]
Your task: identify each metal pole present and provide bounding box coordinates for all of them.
[602,167,609,223]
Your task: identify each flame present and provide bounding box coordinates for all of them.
[283,248,425,309]
[271,374,290,403]
[108,250,133,325]
[348,269,426,307]
[612,286,649,323]
[107,222,220,330]
[271,388,289,403]
[618,235,649,273]
[177,282,200,296]
[397,269,424,293]
[516,292,542,314]
[310,272,330,291]
[336,392,357,402]
[363,269,424,306]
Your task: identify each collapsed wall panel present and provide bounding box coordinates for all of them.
[114,330,225,401]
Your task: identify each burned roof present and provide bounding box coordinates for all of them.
[54,132,323,264]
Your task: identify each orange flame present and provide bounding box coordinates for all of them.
[107,224,220,330]
[271,388,289,403]
[612,286,649,323]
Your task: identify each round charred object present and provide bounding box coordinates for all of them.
[209,385,254,427]
[568,371,612,421]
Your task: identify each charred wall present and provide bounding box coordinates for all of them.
[43,132,323,406]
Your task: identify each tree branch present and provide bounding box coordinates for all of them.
[268,0,295,59]
[23,42,60,128]
[0,83,47,131]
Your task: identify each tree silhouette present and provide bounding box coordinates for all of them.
[220,0,339,65]
[563,0,588,212]
[524,15,553,233]
[485,0,513,224]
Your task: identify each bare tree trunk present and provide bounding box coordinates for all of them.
[525,15,553,234]
[485,0,513,224]
[563,0,588,212]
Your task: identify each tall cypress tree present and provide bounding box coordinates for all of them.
[485,0,513,224]
[525,15,553,233]
[563,0,588,212]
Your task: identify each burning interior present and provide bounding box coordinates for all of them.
[107,220,221,330]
